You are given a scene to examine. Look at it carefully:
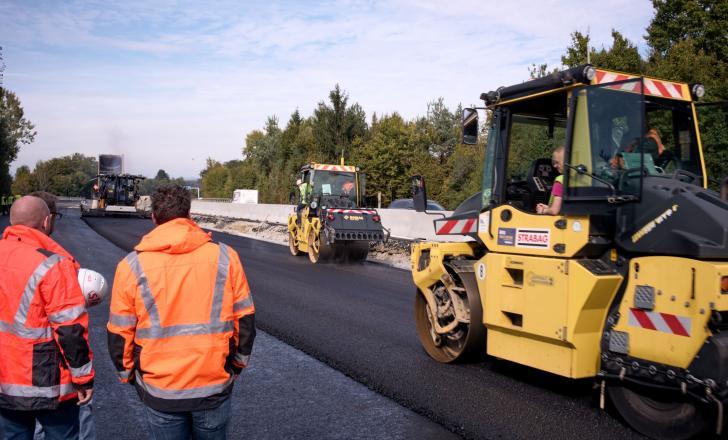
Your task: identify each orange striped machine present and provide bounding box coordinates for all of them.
[410,65,728,439]
[288,162,389,263]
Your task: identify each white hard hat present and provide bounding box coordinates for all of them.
[77,268,108,307]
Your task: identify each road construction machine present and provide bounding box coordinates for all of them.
[410,65,728,439]
[80,154,151,217]
[288,162,388,263]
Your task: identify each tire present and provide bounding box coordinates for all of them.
[414,271,485,363]
[289,231,302,256]
[608,384,710,440]
[307,230,334,263]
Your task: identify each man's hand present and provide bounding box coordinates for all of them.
[77,387,93,406]
[536,203,548,214]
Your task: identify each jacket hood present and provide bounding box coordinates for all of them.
[2,224,80,270]
[135,218,211,254]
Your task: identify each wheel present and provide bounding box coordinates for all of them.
[289,231,302,256]
[414,272,485,363]
[608,384,710,440]
[307,230,334,263]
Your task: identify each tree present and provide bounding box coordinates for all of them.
[311,85,367,162]
[0,88,36,194]
[154,169,170,181]
[562,30,644,73]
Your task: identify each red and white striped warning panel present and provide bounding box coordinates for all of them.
[312,164,357,172]
[435,218,478,235]
[593,70,689,101]
[327,209,376,215]
[628,308,691,337]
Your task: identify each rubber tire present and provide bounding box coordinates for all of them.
[308,230,334,263]
[289,231,302,256]
[608,384,710,440]
[414,271,485,363]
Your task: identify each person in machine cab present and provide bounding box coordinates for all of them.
[536,145,564,215]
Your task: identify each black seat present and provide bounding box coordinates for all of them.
[525,158,559,211]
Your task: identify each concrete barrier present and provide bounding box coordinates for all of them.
[190,201,470,242]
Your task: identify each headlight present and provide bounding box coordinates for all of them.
[310,201,318,209]
[583,65,596,81]
[691,84,705,100]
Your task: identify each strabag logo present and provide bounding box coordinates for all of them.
[631,204,678,243]
[516,228,550,248]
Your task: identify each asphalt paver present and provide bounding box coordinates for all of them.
[79,214,644,439]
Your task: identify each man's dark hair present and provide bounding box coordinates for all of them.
[29,191,58,214]
[151,185,191,224]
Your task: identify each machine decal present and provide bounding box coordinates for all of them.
[345,215,364,221]
[630,205,679,243]
[497,228,516,246]
[477,262,486,280]
[435,218,477,235]
[628,308,691,337]
[515,228,550,248]
[594,70,689,101]
[527,271,553,286]
[478,212,491,232]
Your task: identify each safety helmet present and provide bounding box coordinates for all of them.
[77,268,108,307]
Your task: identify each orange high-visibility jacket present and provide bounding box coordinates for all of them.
[107,218,255,412]
[0,225,94,411]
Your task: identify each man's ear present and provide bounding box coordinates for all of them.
[151,213,159,225]
[42,214,53,236]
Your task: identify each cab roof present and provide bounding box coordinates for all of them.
[482,65,694,106]
[303,163,357,172]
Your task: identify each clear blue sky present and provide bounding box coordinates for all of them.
[1,0,654,178]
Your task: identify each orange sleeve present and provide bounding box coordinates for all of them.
[228,248,255,370]
[40,258,94,387]
[106,258,137,383]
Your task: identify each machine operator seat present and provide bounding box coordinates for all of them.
[525,158,559,212]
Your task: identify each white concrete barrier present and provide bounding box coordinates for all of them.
[190,200,470,242]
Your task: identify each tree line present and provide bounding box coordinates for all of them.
[10,154,186,197]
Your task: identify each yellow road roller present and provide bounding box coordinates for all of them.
[410,65,728,439]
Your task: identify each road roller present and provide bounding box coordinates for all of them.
[410,65,728,439]
[288,161,388,263]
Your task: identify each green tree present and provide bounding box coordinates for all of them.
[562,30,644,73]
[311,85,367,162]
[154,169,170,181]
[10,165,32,194]
[0,88,36,194]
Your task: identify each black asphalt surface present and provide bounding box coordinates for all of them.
[1,211,457,440]
[78,215,645,440]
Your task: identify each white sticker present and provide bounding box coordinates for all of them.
[477,262,486,280]
[321,184,332,195]
[572,221,582,232]
[478,212,491,232]
[516,228,550,248]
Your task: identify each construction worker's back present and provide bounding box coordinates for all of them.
[0,224,94,411]
[107,216,255,413]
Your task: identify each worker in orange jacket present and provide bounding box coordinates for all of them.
[0,196,94,439]
[107,185,255,439]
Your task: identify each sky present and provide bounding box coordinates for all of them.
[1,0,655,179]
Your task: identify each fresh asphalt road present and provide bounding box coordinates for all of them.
[76,214,644,440]
[1,211,456,440]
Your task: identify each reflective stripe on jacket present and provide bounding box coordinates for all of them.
[0,225,94,411]
[107,218,255,412]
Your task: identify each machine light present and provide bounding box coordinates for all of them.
[583,66,596,81]
[691,84,705,100]
[311,201,318,209]
[722,276,728,294]
[372,215,381,223]
[327,213,336,221]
